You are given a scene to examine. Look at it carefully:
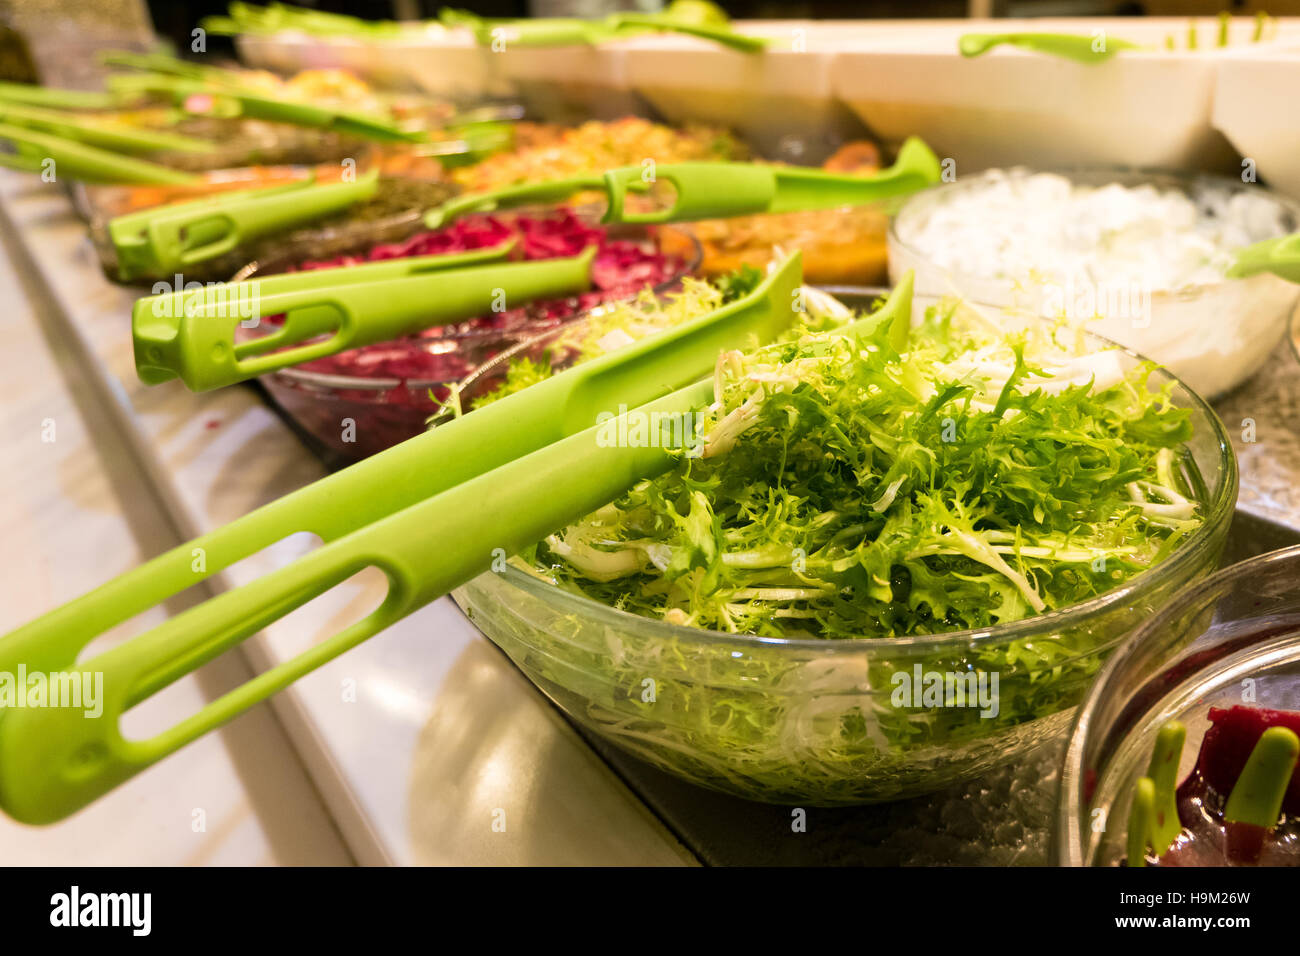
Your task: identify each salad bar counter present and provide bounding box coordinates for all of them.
[4,2,1300,870]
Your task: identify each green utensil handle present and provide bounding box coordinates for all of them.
[0,122,198,185]
[0,81,124,110]
[138,241,516,331]
[424,175,607,229]
[0,254,814,822]
[605,136,941,223]
[958,31,1140,62]
[610,13,767,52]
[0,378,712,824]
[1227,232,1300,285]
[0,102,216,155]
[112,171,380,281]
[133,247,597,390]
[426,136,941,229]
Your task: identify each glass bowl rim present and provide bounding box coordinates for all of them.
[1055,541,1300,866]
[480,296,1238,655]
[887,165,1300,302]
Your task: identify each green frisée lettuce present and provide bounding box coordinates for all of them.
[456,287,1228,805]
[466,266,797,411]
[531,297,1204,639]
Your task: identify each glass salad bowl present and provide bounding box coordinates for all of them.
[1057,545,1300,866]
[452,291,1238,806]
[234,209,701,461]
[888,168,1300,400]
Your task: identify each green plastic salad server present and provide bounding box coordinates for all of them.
[1124,719,1300,866]
[606,12,767,53]
[138,241,516,333]
[0,80,125,110]
[439,4,765,52]
[133,245,597,391]
[131,73,425,144]
[1226,232,1300,285]
[107,169,381,282]
[203,1,405,39]
[959,32,1142,63]
[0,101,215,155]
[426,135,942,229]
[0,252,845,824]
[0,122,199,185]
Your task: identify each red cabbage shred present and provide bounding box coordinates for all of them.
[285,211,682,396]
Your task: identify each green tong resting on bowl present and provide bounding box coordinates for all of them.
[0,100,215,155]
[0,80,138,111]
[958,32,1141,63]
[1228,232,1300,286]
[132,241,597,391]
[439,1,767,53]
[960,14,1274,63]
[1126,719,1300,866]
[0,122,199,185]
[0,253,913,823]
[107,169,381,282]
[110,72,426,144]
[425,135,942,229]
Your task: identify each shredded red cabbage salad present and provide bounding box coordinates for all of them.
[282,210,683,393]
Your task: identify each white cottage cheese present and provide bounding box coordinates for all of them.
[889,169,1300,398]
[894,170,1290,291]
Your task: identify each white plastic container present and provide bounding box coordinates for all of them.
[888,168,1300,399]
[493,43,648,123]
[828,17,1281,174]
[1213,52,1300,201]
[237,25,515,101]
[619,21,871,162]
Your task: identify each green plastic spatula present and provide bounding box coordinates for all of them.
[133,245,597,391]
[425,136,942,229]
[107,169,381,282]
[0,251,866,823]
[958,32,1142,63]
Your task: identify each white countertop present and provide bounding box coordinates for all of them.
[0,172,692,866]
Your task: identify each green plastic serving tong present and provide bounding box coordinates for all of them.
[958,32,1141,63]
[133,242,598,391]
[0,122,199,185]
[0,252,921,823]
[0,81,129,111]
[107,169,381,282]
[960,15,1272,63]
[426,135,942,229]
[119,72,425,144]
[1228,232,1300,285]
[0,101,215,155]
[440,3,767,53]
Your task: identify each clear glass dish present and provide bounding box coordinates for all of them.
[452,290,1239,806]
[888,167,1300,400]
[1056,544,1300,866]
[237,211,702,461]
